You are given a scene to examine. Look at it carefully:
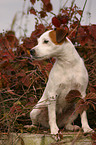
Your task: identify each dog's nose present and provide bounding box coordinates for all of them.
[30,49,35,56]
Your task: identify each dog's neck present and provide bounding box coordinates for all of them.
[55,38,80,67]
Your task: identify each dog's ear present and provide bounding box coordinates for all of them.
[56,28,68,43]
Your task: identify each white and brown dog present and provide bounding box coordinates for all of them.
[30,28,92,135]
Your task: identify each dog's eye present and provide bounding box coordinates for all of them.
[43,40,49,44]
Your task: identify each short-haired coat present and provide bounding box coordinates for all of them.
[30,28,92,135]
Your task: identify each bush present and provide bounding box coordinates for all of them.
[0,0,96,133]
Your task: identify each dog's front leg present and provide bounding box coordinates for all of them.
[48,94,59,135]
[81,93,93,133]
[81,111,93,133]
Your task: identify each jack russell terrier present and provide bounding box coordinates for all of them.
[29,28,92,135]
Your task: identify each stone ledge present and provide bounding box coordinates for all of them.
[0,132,93,145]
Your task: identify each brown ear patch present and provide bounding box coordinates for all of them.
[49,28,68,45]
[56,28,68,43]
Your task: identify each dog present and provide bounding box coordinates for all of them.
[30,28,92,135]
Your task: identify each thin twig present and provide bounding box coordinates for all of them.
[62,0,69,8]
[71,129,82,145]
[69,0,75,16]
[68,25,78,37]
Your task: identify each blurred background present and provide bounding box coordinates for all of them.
[0,0,96,37]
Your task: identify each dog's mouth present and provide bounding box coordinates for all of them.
[30,54,49,60]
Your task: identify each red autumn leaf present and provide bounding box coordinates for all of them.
[31,24,45,38]
[60,25,69,35]
[36,24,45,31]
[75,99,89,114]
[5,31,19,48]
[31,29,42,39]
[45,63,53,72]
[36,24,45,37]
[78,27,85,36]
[88,25,96,40]
[65,90,81,103]
[29,7,36,15]
[0,37,10,49]
[30,0,36,5]
[77,27,89,46]
[8,49,15,60]
[52,17,61,27]
[39,11,47,18]
[1,49,15,61]
[60,16,69,24]
[44,3,53,12]
[42,0,50,5]
[23,37,37,49]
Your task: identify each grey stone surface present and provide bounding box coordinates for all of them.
[0,132,93,145]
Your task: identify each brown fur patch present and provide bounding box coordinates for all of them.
[49,30,67,45]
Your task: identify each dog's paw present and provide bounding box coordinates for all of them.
[82,127,93,134]
[65,124,80,131]
[51,125,59,135]
[24,124,37,131]
[52,131,63,141]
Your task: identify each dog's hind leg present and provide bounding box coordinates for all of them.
[24,107,43,129]
[65,112,80,131]
[30,107,49,128]
[57,90,80,131]
[30,107,41,126]
[57,106,80,131]
[30,92,48,127]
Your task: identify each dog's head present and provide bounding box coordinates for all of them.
[30,28,68,60]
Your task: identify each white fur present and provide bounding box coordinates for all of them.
[30,30,92,135]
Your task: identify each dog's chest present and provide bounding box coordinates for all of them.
[48,62,74,91]
[50,62,72,80]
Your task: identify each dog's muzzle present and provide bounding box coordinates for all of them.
[30,49,35,56]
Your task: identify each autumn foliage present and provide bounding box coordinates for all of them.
[0,0,96,137]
